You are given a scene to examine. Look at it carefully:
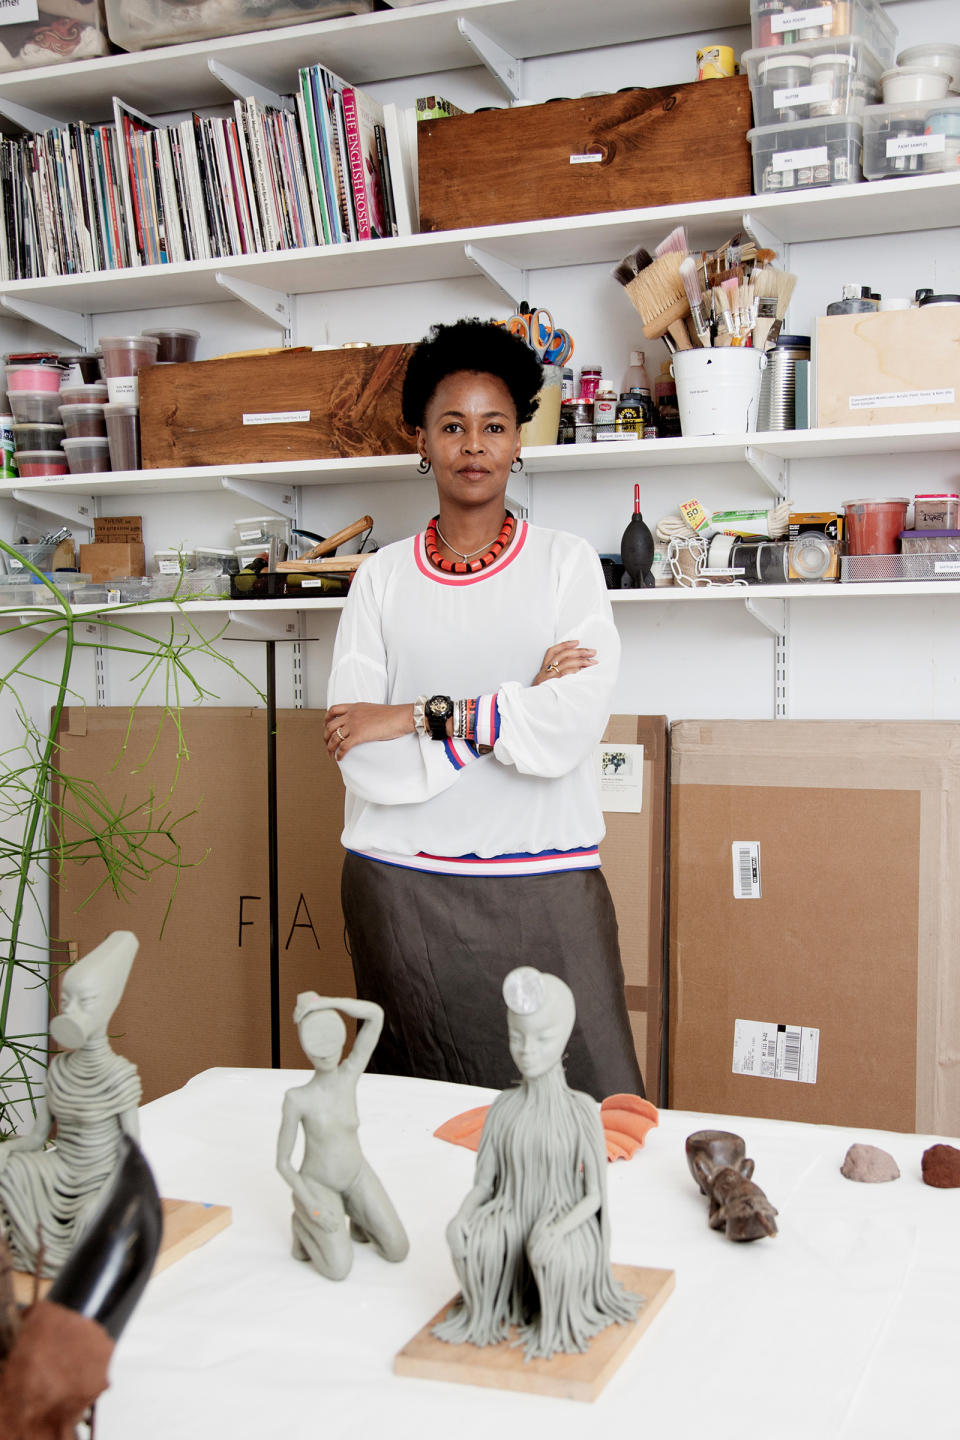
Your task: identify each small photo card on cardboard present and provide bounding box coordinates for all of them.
[596,743,643,813]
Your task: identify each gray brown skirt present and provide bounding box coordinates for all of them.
[340,853,643,1101]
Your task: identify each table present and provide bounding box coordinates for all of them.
[97,1069,960,1439]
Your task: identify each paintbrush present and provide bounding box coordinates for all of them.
[654,224,688,258]
[611,246,653,287]
[679,255,712,347]
[623,250,693,350]
[753,267,798,349]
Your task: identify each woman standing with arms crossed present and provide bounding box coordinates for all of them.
[324,319,642,1100]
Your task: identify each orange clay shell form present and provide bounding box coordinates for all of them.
[435,1093,658,1162]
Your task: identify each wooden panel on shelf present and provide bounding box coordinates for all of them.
[418,77,752,231]
[139,346,416,468]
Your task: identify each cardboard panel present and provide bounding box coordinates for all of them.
[816,308,960,427]
[50,707,351,1102]
[600,716,667,1104]
[417,78,752,232]
[668,720,960,1134]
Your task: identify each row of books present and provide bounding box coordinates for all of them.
[0,67,407,281]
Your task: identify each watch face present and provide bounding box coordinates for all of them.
[427,696,450,716]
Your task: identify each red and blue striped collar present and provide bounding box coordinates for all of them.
[413,518,528,586]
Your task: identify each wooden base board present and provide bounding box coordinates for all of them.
[12,1197,231,1306]
[395,1263,674,1402]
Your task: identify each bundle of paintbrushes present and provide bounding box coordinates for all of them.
[614,225,797,353]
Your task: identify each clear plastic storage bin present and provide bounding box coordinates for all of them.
[862,96,960,178]
[899,530,960,554]
[105,0,374,51]
[744,37,883,125]
[0,1,110,73]
[750,0,896,68]
[748,116,863,190]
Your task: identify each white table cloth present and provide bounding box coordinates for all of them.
[96,1068,959,1439]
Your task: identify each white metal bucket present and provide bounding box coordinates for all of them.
[671,348,767,436]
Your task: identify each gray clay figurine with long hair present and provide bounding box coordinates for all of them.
[0,930,142,1277]
[434,966,641,1360]
[276,993,409,1281]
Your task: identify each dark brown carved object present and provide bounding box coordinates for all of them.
[139,345,417,469]
[417,77,752,233]
[685,1130,779,1242]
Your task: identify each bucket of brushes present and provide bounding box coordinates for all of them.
[671,346,767,436]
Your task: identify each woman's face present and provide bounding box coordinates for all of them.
[417,370,521,512]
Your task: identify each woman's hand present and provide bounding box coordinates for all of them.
[325,702,413,760]
[533,640,597,686]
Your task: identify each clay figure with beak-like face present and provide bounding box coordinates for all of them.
[49,931,136,1052]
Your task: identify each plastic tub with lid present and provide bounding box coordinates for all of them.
[880,65,952,105]
[744,37,882,125]
[62,437,112,474]
[12,422,64,452]
[105,0,374,51]
[8,390,65,424]
[0,3,109,73]
[912,494,960,529]
[60,404,107,440]
[13,450,67,477]
[749,0,897,68]
[862,96,960,178]
[897,43,960,92]
[748,115,863,191]
[842,497,908,554]
[141,329,201,364]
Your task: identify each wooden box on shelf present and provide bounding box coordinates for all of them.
[139,346,416,468]
[417,76,752,232]
[816,307,960,428]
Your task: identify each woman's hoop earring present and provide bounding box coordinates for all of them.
[417,456,431,474]
[511,457,524,473]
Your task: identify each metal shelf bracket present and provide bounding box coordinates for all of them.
[745,445,787,498]
[742,211,783,257]
[11,488,95,530]
[457,18,522,101]
[463,244,525,308]
[744,596,786,637]
[207,58,287,111]
[0,97,60,132]
[220,476,298,520]
[215,273,293,342]
[0,297,89,349]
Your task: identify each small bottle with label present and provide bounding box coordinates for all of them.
[622,350,651,394]
[593,384,619,441]
[561,368,576,402]
[615,393,644,439]
[573,400,595,444]
[826,284,875,316]
[557,401,578,445]
[578,366,603,402]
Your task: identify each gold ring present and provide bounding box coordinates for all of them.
[336,727,345,741]
[547,662,559,672]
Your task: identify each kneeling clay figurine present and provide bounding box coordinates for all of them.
[434,966,641,1361]
[277,994,409,1281]
[685,1131,778,1242]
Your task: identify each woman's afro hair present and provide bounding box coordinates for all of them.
[401,317,544,429]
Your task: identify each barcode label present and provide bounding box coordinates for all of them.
[732,1019,819,1083]
[732,841,761,899]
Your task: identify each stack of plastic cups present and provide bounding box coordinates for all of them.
[100,335,157,473]
[5,358,66,477]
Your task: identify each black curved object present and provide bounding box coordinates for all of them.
[49,1136,163,1341]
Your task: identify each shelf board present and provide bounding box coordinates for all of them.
[2,174,958,315]
[0,0,753,123]
[4,422,959,501]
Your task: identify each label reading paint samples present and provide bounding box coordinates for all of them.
[242,410,310,425]
[770,4,831,31]
[772,145,828,171]
[569,152,603,164]
[849,388,955,410]
[732,1019,820,1084]
[732,841,761,899]
[774,83,830,108]
[887,133,946,157]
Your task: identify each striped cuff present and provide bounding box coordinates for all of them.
[475,693,501,750]
[443,737,481,771]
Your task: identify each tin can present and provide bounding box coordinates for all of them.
[573,400,594,444]
[0,416,15,479]
[697,45,736,79]
[558,402,578,444]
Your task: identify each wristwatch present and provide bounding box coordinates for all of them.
[425,694,454,741]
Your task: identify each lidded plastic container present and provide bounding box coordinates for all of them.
[862,96,960,178]
[59,404,107,440]
[899,530,960,555]
[13,450,68,477]
[8,390,64,424]
[233,515,292,548]
[62,437,112,475]
[749,0,897,67]
[58,383,108,406]
[842,497,908,554]
[747,115,863,191]
[5,364,63,394]
[12,423,64,452]
[744,37,882,126]
[195,547,240,576]
[104,0,374,51]
[0,4,109,73]
[913,493,960,529]
[880,65,950,105]
[103,403,141,472]
[897,43,960,92]
[153,548,197,576]
[141,329,201,364]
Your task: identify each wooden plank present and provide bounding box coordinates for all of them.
[418,78,752,232]
[139,345,416,469]
[12,1197,232,1306]
[394,1263,674,1402]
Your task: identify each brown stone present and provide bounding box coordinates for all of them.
[921,1143,960,1188]
[840,1143,900,1183]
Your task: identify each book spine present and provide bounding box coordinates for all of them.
[341,87,370,242]
[296,73,329,246]
[244,100,281,251]
[374,121,397,239]
[310,67,342,244]
[231,100,263,253]
[330,86,357,243]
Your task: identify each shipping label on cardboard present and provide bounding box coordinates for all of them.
[849,388,955,411]
[596,743,644,813]
[732,1019,819,1084]
[732,841,761,898]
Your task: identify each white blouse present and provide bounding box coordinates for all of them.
[327,519,620,876]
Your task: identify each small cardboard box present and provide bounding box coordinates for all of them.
[417,77,752,232]
[816,307,960,427]
[139,345,416,468]
[78,542,145,583]
[600,716,668,1104]
[669,720,960,1135]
